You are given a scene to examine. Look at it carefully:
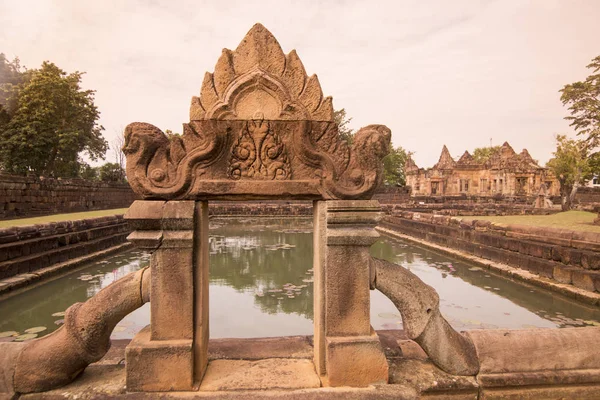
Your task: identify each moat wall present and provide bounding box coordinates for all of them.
[0,215,130,295]
[382,212,600,296]
[0,173,138,220]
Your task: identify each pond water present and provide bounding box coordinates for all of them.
[1,217,599,342]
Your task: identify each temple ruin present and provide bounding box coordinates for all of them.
[1,23,600,399]
[406,142,560,197]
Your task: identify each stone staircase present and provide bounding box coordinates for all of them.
[0,215,131,295]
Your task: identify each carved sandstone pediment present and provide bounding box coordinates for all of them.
[123,24,391,200]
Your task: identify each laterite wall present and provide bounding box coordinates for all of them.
[0,173,137,220]
[382,212,600,294]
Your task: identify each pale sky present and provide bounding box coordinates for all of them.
[1,0,599,167]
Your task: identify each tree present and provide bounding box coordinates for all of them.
[111,129,126,182]
[383,146,410,186]
[0,53,24,111]
[98,162,125,183]
[79,163,99,181]
[333,108,354,144]
[472,145,501,164]
[546,135,592,211]
[0,61,107,177]
[560,55,600,147]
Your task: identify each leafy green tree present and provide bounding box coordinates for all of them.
[333,108,354,144]
[79,163,99,180]
[98,162,126,183]
[560,55,600,147]
[472,145,501,164]
[0,61,107,176]
[0,53,24,111]
[383,146,410,186]
[546,135,592,211]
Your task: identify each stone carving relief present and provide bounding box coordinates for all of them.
[228,120,290,180]
[189,24,333,121]
[123,24,391,200]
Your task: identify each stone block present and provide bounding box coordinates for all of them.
[151,247,194,340]
[125,326,194,392]
[324,246,371,336]
[325,332,389,387]
[161,201,195,230]
[581,251,600,270]
[199,359,320,391]
[124,200,165,230]
[126,231,162,250]
[553,265,578,284]
[572,270,600,292]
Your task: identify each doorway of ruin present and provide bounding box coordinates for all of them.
[122,24,391,390]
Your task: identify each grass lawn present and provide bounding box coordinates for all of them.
[0,208,129,229]
[463,210,600,233]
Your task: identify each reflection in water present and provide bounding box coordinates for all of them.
[0,217,598,342]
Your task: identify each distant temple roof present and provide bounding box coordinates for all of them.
[414,142,544,174]
[405,155,419,172]
[456,151,476,166]
[433,145,456,170]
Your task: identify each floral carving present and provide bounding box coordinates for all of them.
[228,120,290,180]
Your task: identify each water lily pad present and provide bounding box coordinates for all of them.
[25,326,47,334]
[14,333,38,341]
[0,331,19,338]
[0,336,16,343]
[55,319,65,325]
[113,326,127,332]
[51,311,65,317]
[469,267,483,271]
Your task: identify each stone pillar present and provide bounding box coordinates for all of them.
[124,200,209,392]
[313,200,389,387]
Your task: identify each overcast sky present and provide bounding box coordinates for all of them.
[1,0,599,167]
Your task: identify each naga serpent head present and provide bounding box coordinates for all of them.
[351,124,391,168]
[123,122,170,157]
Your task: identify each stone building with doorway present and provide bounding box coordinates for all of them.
[405,142,560,197]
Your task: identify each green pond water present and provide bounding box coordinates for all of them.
[1,217,599,342]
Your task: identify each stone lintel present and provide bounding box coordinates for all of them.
[123,26,392,202]
[325,331,389,387]
[126,326,194,392]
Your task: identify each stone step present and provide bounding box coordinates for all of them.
[0,231,130,280]
[0,242,131,297]
[0,222,129,263]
